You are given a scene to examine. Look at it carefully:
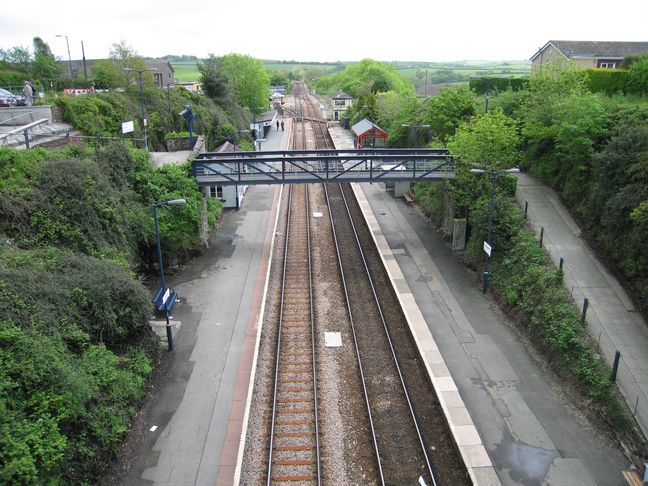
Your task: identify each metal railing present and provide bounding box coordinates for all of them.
[516,190,648,439]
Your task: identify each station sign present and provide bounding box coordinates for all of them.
[483,241,492,257]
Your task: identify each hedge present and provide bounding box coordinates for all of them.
[469,77,529,95]
[585,68,629,95]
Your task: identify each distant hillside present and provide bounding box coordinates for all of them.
[169,57,531,90]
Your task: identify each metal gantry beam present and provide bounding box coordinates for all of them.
[192,149,456,186]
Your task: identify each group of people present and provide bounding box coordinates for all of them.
[275,119,285,131]
[23,80,37,106]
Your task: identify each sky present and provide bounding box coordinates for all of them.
[2,0,648,63]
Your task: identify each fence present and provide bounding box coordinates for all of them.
[0,129,146,150]
[516,190,648,439]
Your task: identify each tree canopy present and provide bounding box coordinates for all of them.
[216,53,270,114]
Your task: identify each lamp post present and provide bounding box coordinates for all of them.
[470,167,520,293]
[152,198,187,351]
[179,105,194,148]
[123,67,157,150]
[56,34,73,87]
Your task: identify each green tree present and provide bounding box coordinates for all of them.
[91,59,123,89]
[420,85,476,143]
[447,108,520,167]
[198,54,229,101]
[31,37,58,87]
[217,53,270,113]
[0,46,31,73]
[626,54,648,95]
[109,41,149,87]
[446,109,521,214]
[319,59,414,98]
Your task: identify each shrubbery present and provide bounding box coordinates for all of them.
[0,143,222,483]
[0,248,157,484]
[468,77,528,94]
[585,68,629,95]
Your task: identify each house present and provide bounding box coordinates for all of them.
[146,60,176,88]
[331,91,354,121]
[57,58,177,87]
[530,40,648,70]
[350,118,388,149]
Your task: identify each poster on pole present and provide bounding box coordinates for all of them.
[483,241,492,257]
[122,120,134,134]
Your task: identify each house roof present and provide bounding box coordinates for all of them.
[531,40,648,61]
[351,118,387,137]
[146,60,175,73]
[332,91,353,100]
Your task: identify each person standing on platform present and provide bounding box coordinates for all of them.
[23,81,34,106]
[280,120,284,131]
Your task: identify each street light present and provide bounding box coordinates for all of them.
[470,75,510,113]
[152,198,187,351]
[56,34,73,87]
[178,105,194,148]
[470,167,520,293]
[123,67,157,151]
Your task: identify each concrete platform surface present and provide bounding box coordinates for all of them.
[517,172,648,439]
[119,120,290,486]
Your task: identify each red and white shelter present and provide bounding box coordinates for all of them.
[351,118,388,149]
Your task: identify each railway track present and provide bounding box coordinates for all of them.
[266,183,321,484]
[325,180,438,485]
[250,80,469,485]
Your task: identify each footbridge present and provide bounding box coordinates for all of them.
[191,148,456,186]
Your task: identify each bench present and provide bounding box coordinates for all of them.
[404,191,415,204]
[623,469,644,486]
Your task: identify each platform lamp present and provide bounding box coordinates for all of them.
[470,167,519,293]
[55,34,73,88]
[152,198,186,351]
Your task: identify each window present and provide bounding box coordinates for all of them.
[210,186,223,199]
[335,100,346,106]
[599,62,616,69]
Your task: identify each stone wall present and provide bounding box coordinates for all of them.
[0,105,52,125]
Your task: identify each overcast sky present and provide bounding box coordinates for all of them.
[2,0,648,63]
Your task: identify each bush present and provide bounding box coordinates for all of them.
[489,229,627,424]
[413,182,444,224]
[0,247,158,484]
[584,68,629,95]
[469,77,529,95]
[626,54,648,95]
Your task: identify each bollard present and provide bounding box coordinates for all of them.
[165,310,174,352]
[539,227,544,248]
[559,257,564,271]
[24,130,30,149]
[581,297,589,324]
[524,201,528,218]
[611,350,621,382]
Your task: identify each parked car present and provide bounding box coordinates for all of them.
[0,88,27,107]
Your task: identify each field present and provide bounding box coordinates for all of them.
[170,59,344,82]
[172,60,200,82]
[170,59,531,84]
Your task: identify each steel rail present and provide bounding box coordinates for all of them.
[266,184,322,484]
[337,182,439,486]
[323,183,386,485]
[266,183,294,485]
